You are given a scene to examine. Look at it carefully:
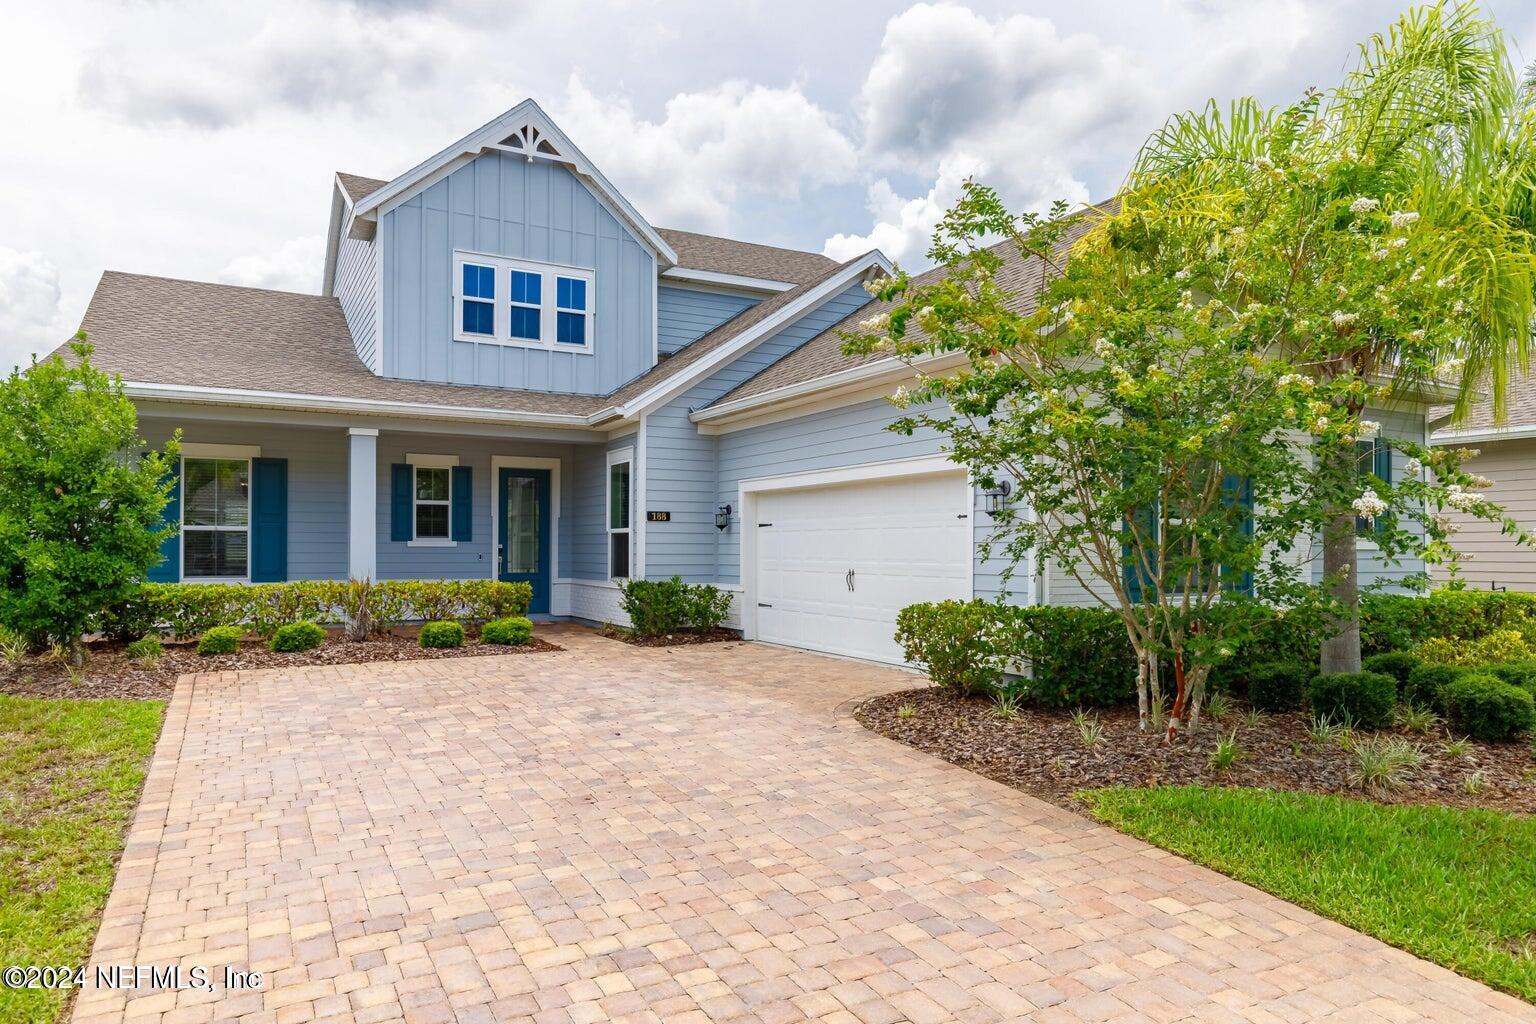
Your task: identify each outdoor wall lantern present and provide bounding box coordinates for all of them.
[715,504,732,531]
[983,480,1012,518]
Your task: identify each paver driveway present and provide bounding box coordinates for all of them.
[76,626,1534,1024]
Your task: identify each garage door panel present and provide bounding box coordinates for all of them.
[752,470,971,665]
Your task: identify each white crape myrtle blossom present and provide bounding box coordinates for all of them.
[1331,310,1359,328]
[1350,196,1380,215]
[890,384,912,409]
[1434,356,1465,380]
[859,312,890,333]
[1405,456,1423,477]
[1311,416,1330,433]
[1470,474,1494,489]
[862,276,890,296]
[1357,419,1381,439]
[1092,337,1118,360]
[1445,485,1482,513]
[1351,492,1388,522]
[1390,210,1420,229]
[1389,237,1409,248]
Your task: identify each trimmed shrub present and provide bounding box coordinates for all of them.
[196,625,244,656]
[1009,606,1137,707]
[1441,673,1536,742]
[1403,662,1469,711]
[1361,651,1420,692]
[618,577,733,636]
[894,600,1007,697]
[270,620,326,653]
[418,621,464,649]
[125,635,163,662]
[99,579,533,639]
[1306,671,1396,729]
[482,616,533,646]
[1246,662,1312,712]
[1413,629,1536,667]
[1485,660,1536,697]
[1360,591,1536,656]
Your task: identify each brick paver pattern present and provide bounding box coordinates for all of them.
[73,626,1536,1023]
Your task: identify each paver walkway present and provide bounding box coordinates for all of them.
[75,626,1535,1023]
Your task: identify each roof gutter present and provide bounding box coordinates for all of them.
[659,267,795,294]
[1430,421,1536,445]
[122,381,601,429]
[689,352,962,426]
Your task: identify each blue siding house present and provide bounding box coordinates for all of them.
[64,98,1442,664]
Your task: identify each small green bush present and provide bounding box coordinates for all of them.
[1441,673,1535,742]
[1403,662,1469,711]
[1246,662,1312,712]
[1307,671,1396,729]
[1415,629,1536,667]
[1361,651,1420,691]
[482,616,533,646]
[196,625,244,656]
[894,600,1007,697]
[1486,660,1536,696]
[418,621,464,649]
[270,620,326,653]
[1010,605,1136,707]
[125,635,163,662]
[618,576,733,636]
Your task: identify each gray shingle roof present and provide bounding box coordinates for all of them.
[59,272,611,419]
[336,172,387,205]
[1432,370,1536,433]
[655,228,836,285]
[711,206,1110,408]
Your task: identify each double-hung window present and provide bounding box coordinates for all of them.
[414,466,451,540]
[453,251,595,352]
[183,455,251,580]
[608,449,632,579]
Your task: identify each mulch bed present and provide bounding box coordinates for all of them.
[0,628,563,701]
[857,687,1536,815]
[598,626,743,648]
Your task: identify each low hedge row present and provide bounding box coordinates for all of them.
[617,576,733,637]
[100,579,533,641]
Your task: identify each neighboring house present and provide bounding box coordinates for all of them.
[1430,377,1536,591]
[62,98,1445,665]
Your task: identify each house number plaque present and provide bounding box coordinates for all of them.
[647,511,671,522]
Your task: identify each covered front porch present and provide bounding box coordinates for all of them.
[134,401,639,622]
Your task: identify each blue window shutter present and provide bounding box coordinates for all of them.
[1123,505,1157,602]
[1221,474,1255,596]
[146,462,181,582]
[250,458,288,582]
[451,465,472,542]
[391,464,413,542]
[1374,439,1392,483]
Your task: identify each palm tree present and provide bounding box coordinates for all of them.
[1121,1,1536,673]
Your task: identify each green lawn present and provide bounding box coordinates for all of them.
[0,696,164,1024]
[1083,786,1536,1003]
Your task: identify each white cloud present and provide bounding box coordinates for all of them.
[218,235,326,293]
[825,4,1140,268]
[77,2,453,129]
[0,248,70,372]
[558,75,860,232]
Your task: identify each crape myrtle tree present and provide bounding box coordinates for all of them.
[0,337,178,665]
[842,182,1517,741]
[1122,1,1536,673]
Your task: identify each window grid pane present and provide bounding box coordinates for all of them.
[415,467,449,501]
[557,277,586,311]
[609,462,630,530]
[183,529,248,578]
[557,311,586,345]
[610,532,630,579]
[462,300,494,336]
[510,270,541,305]
[509,306,541,340]
[416,503,449,539]
[463,264,495,300]
[183,458,248,528]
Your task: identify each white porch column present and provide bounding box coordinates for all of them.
[347,427,379,581]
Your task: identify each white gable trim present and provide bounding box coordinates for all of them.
[352,98,678,267]
[597,251,892,422]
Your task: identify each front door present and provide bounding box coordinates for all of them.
[498,468,551,614]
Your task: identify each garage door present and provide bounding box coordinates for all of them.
[752,470,972,664]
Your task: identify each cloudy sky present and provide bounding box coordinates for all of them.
[3,0,1535,370]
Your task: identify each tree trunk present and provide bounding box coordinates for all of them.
[1166,652,1188,743]
[1136,651,1151,731]
[1320,507,1361,674]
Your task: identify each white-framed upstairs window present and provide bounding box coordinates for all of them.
[407,453,458,546]
[453,250,595,353]
[607,447,632,579]
[181,443,260,581]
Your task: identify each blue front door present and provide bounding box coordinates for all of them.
[498,468,551,614]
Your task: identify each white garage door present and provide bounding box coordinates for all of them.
[752,470,972,664]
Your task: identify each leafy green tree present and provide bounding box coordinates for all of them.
[1122,1,1536,673]
[0,337,178,664]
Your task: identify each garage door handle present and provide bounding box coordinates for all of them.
[757,602,773,608]
[846,569,855,592]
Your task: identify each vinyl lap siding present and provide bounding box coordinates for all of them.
[138,419,349,581]
[382,152,655,396]
[643,283,871,583]
[1432,437,1536,591]
[333,235,379,372]
[657,286,759,355]
[567,434,635,581]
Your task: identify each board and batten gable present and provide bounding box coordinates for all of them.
[711,395,1018,600]
[642,282,873,583]
[381,151,656,395]
[332,233,380,372]
[657,286,760,355]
